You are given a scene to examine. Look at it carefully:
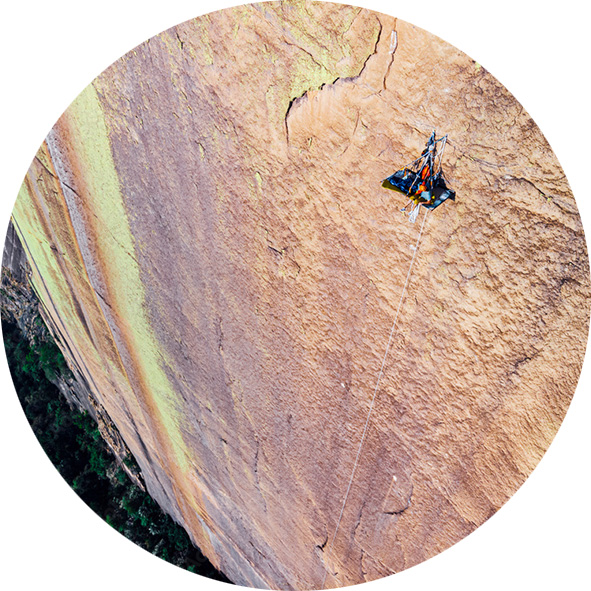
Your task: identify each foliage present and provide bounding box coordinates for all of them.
[2,319,231,584]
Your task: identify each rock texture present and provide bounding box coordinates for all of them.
[4,1,590,588]
[1,223,147,490]
[2,226,89,412]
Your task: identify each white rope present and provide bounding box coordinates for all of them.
[408,202,420,223]
[320,207,430,589]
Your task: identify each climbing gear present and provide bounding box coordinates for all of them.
[320,134,456,587]
[382,131,455,222]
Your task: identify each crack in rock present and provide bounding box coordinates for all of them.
[383,30,398,90]
[284,17,397,144]
[504,174,549,196]
[253,438,268,512]
[34,155,58,179]
[383,483,413,516]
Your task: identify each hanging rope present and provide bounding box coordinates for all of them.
[320,207,430,589]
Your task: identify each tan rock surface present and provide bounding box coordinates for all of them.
[7,2,590,588]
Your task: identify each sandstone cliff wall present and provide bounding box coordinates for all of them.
[1,224,147,490]
[6,2,590,588]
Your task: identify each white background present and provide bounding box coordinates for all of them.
[0,1,589,589]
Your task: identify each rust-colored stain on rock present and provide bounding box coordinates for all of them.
[6,1,590,589]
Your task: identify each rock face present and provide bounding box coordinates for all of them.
[2,224,44,340]
[1,223,147,490]
[5,1,590,588]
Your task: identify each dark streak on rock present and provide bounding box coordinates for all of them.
[284,92,308,143]
[505,175,548,198]
[34,155,58,179]
[316,534,328,552]
[353,500,366,539]
[284,17,384,144]
[95,289,113,310]
[283,37,325,70]
[267,245,284,256]
[175,29,185,50]
[62,180,81,197]
[384,484,413,516]
[249,540,268,560]
[337,18,383,86]
[216,316,224,354]
[253,438,267,512]
[510,348,540,376]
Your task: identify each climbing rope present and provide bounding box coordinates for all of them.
[320,207,430,589]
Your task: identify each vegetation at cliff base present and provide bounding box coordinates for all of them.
[2,319,231,584]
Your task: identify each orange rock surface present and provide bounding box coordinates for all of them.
[8,2,590,588]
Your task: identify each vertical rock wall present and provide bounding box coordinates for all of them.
[6,2,590,588]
